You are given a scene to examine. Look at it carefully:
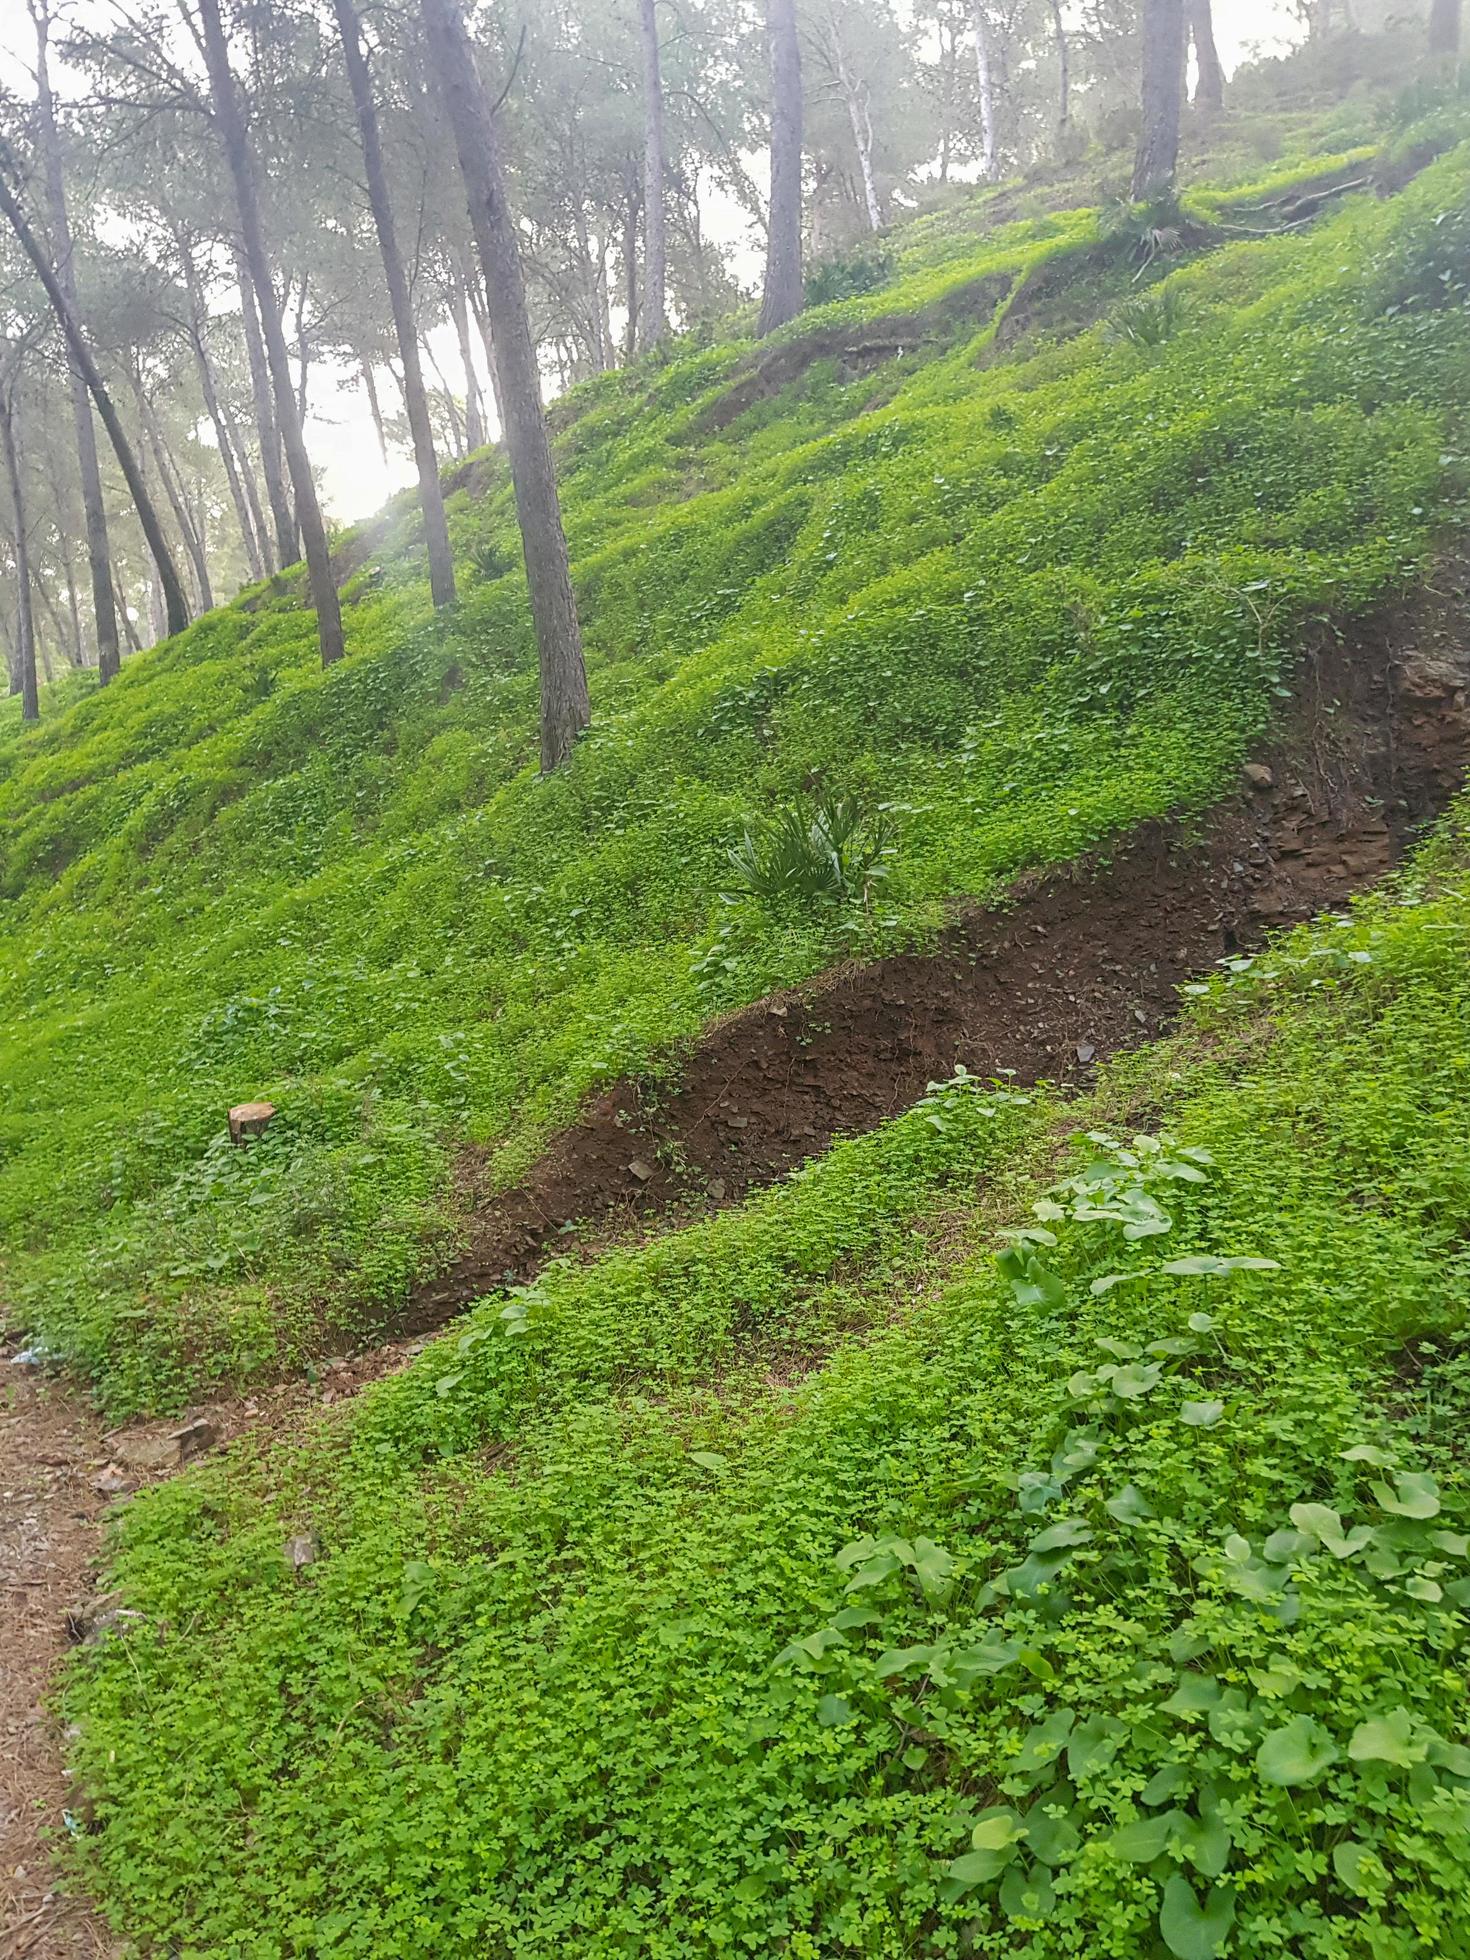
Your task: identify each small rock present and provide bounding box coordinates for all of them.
[170,1417,219,1462]
[708,1178,727,1202]
[116,1433,179,1474]
[767,1002,788,1019]
[283,1533,318,1570]
[1133,1008,1148,1026]
[1075,1042,1096,1065]
[1242,762,1274,791]
[89,1464,133,1496]
[627,1158,655,1183]
[728,1115,750,1131]
[1395,651,1467,702]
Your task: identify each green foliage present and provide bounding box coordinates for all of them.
[64,814,1470,1954]
[723,788,893,912]
[1,141,1468,1422]
[1105,281,1191,348]
[804,241,897,306]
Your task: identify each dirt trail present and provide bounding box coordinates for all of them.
[2,575,1468,1953]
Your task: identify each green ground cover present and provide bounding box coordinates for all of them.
[65,799,1470,1956]
[1,133,1467,1424]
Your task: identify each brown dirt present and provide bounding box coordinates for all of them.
[404,598,1470,1334]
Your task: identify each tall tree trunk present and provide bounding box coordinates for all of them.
[333,0,456,607]
[0,158,190,637]
[463,269,506,426]
[233,246,292,570]
[1189,0,1225,108]
[1049,0,1071,136]
[448,274,486,449]
[971,1,999,182]
[621,183,642,359]
[0,390,39,722]
[181,245,265,581]
[293,274,311,426]
[113,570,142,654]
[638,0,668,346]
[219,390,271,573]
[1428,0,1460,55]
[361,359,389,465]
[30,0,120,683]
[829,30,882,231]
[421,0,589,771]
[1132,0,1186,201]
[134,376,214,612]
[197,0,345,666]
[758,0,804,335]
[423,337,466,453]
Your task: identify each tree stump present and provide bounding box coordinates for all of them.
[228,1100,276,1144]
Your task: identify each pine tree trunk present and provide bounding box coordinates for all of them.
[1132,0,1186,201]
[1049,0,1071,135]
[361,360,389,465]
[638,0,668,346]
[134,372,214,612]
[463,268,506,426]
[448,274,486,449]
[1428,0,1460,55]
[181,245,266,581]
[0,160,190,637]
[333,0,456,607]
[971,1,999,182]
[421,0,589,770]
[0,390,39,722]
[758,0,804,335]
[113,572,141,654]
[31,0,120,683]
[1189,0,1225,108]
[233,248,293,570]
[622,185,642,359]
[197,0,344,666]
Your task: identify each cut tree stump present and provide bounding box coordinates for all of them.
[228,1100,276,1144]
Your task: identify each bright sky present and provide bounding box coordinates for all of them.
[0,1,1307,524]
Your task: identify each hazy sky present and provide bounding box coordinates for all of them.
[0,1,1308,523]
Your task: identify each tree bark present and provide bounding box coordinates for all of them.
[361,359,389,465]
[758,0,804,335]
[1132,0,1186,202]
[197,0,344,666]
[421,0,589,770]
[1189,0,1225,108]
[1049,0,1071,136]
[293,273,311,426]
[29,0,120,683]
[113,570,142,654]
[134,373,214,612]
[827,27,882,231]
[971,1,999,182]
[0,388,38,720]
[333,0,455,608]
[180,243,266,580]
[638,0,668,346]
[1428,0,1460,55]
[0,157,190,637]
[447,273,486,449]
[621,181,642,359]
[233,247,292,570]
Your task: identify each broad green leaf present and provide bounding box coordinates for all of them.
[1371,1471,1440,1519]
[1111,1809,1179,1860]
[1181,1399,1225,1427]
[1176,1810,1232,1878]
[1341,1443,1396,1468]
[1161,1255,1279,1277]
[874,1645,933,1678]
[1095,1335,1143,1359]
[1105,1483,1154,1524]
[1159,1874,1236,1959]
[1024,1802,1082,1866]
[1164,1673,1222,1717]
[1067,1716,1124,1781]
[1348,1708,1427,1767]
[1012,1708,1076,1775]
[1141,1762,1190,1805]
[1332,1840,1381,1895]
[1028,1518,1093,1554]
[947,1640,1022,1682]
[815,1695,856,1726]
[1257,1716,1339,1786]
[688,1451,727,1471]
[999,1860,1056,1919]
[1109,1360,1163,1399]
[970,1806,1026,1851]
[945,1843,1016,1888]
[1289,1502,1374,1559]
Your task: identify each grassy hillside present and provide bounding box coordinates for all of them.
[3,128,1469,1425]
[66,796,1470,1956]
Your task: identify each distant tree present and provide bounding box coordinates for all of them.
[332,0,456,608]
[195,0,345,666]
[639,0,669,344]
[1189,0,1225,110]
[1428,0,1461,56]
[421,0,590,771]
[0,348,38,721]
[970,1,999,180]
[1132,0,1186,200]
[27,0,120,682]
[758,0,804,333]
[0,150,190,638]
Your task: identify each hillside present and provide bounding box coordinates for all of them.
[3,123,1469,1420]
[4,102,1470,1959]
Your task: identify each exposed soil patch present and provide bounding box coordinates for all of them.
[405,587,1470,1333]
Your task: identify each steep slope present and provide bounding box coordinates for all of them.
[2,138,1469,1423]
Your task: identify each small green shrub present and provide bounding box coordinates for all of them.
[1105,282,1191,347]
[805,242,896,306]
[723,790,894,911]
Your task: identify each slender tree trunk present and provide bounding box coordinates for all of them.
[463,269,505,427]
[30,0,120,682]
[293,274,311,426]
[181,247,265,580]
[1428,0,1460,55]
[113,571,142,654]
[421,0,589,770]
[59,524,85,664]
[198,0,345,666]
[971,1,999,182]
[448,274,486,449]
[1189,0,1225,108]
[1049,0,1071,135]
[1132,0,1186,201]
[0,390,39,722]
[0,159,190,636]
[758,0,804,335]
[233,246,292,570]
[638,0,668,346]
[35,567,80,669]
[133,371,214,613]
[424,337,466,453]
[333,0,456,607]
[622,185,642,358]
[219,391,271,573]
[361,360,389,465]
